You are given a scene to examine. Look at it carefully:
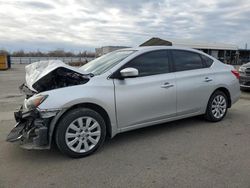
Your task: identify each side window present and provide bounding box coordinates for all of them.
[124,50,170,77]
[201,54,214,67]
[172,50,204,72]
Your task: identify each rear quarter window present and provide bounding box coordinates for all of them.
[201,54,214,67]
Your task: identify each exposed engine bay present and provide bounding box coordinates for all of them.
[30,67,89,93]
[20,60,90,97]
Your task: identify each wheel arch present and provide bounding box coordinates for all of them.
[50,102,112,146]
[209,87,232,108]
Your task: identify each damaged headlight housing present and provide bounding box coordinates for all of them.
[24,95,48,110]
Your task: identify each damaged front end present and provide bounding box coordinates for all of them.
[6,92,60,149]
[6,60,91,149]
[6,107,56,149]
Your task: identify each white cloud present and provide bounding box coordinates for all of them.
[0,0,250,51]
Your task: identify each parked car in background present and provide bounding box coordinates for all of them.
[6,46,240,158]
[239,62,250,90]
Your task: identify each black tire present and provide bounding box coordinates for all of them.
[55,108,106,158]
[204,90,228,122]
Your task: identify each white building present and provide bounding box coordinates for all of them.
[171,39,238,59]
[140,38,239,64]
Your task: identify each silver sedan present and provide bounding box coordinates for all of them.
[7,46,240,158]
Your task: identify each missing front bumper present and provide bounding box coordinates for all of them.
[6,109,52,149]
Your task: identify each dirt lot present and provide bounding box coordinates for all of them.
[1,65,250,188]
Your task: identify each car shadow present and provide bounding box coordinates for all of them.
[6,116,207,161]
[104,116,204,148]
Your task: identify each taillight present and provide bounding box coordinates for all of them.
[231,69,240,79]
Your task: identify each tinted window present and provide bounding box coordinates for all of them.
[201,54,214,67]
[172,50,203,72]
[124,50,170,77]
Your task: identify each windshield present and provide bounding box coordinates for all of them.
[80,50,135,75]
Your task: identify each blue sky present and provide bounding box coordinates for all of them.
[0,0,250,52]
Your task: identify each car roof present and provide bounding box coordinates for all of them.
[119,46,205,54]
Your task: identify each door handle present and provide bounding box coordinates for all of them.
[204,77,213,82]
[161,82,174,88]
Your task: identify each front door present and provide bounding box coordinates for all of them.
[113,50,177,129]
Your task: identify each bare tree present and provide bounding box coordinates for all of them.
[10,49,96,57]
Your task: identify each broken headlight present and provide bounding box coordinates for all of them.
[24,95,48,110]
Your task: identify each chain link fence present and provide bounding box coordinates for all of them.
[10,57,94,65]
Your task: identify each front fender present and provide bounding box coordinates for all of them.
[36,79,117,146]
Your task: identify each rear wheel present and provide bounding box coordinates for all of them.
[55,108,106,158]
[205,91,228,122]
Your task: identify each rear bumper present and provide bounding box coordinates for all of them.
[6,108,54,149]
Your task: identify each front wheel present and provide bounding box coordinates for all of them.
[205,91,228,122]
[55,108,106,158]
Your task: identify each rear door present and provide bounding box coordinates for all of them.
[170,50,214,115]
[113,50,176,129]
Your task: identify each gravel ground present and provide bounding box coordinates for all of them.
[0,65,250,188]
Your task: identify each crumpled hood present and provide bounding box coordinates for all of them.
[25,60,89,92]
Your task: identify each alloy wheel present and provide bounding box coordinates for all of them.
[65,116,101,153]
[211,95,227,119]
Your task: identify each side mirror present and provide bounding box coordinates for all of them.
[120,67,139,78]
